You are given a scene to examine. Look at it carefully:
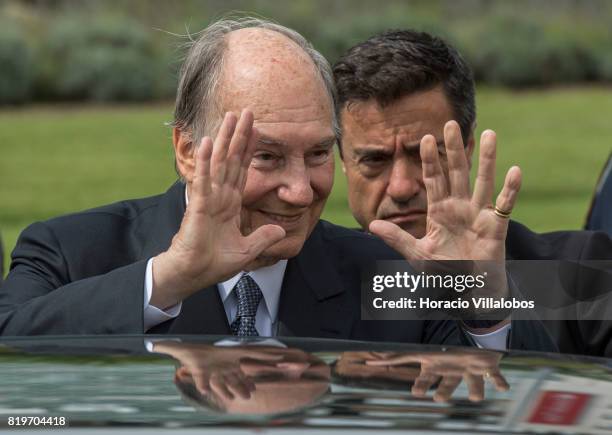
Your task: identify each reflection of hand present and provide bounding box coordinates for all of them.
[365,349,509,402]
[369,121,519,264]
[155,341,331,415]
[154,342,282,399]
[151,110,286,309]
[206,369,255,401]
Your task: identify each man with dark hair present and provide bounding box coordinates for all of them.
[333,29,612,356]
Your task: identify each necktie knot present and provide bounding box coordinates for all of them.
[231,274,263,337]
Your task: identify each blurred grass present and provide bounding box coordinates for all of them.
[1,87,611,276]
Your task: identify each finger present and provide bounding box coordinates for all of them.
[463,373,485,402]
[226,109,254,187]
[191,136,213,203]
[211,112,238,186]
[420,134,448,205]
[369,219,421,260]
[225,372,251,400]
[193,375,211,395]
[472,130,497,209]
[494,166,522,221]
[411,373,438,397]
[433,375,462,403]
[366,355,420,366]
[210,375,234,401]
[444,121,470,199]
[237,125,258,193]
[488,372,510,392]
[242,350,284,361]
[242,374,256,392]
[243,224,286,260]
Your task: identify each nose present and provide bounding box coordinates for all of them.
[386,158,422,203]
[277,162,314,207]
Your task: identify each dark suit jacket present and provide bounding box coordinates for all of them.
[506,221,612,356]
[0,182,553,351]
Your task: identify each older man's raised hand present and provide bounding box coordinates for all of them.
[151,110,286,309]
[369,120,521,263]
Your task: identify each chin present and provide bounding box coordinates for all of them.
[259,235,306,261]
[396,221,427,239]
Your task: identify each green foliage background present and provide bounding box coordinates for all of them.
[2,0,612,103]
[1,0,611,275]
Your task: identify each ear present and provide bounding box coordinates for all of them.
[173,127,196,182]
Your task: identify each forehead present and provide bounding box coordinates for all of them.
[341,86,454,147]
[220,28,333,130]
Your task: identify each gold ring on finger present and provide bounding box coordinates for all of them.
[483,371,492,380]
[494,206,512,219]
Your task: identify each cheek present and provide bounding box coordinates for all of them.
[310,161,334,199]
[242,169,277,206]
[345,168,386,214]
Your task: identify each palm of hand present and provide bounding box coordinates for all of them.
[417,198,506,261]
[370,121,521,263]
[171,110,286,288]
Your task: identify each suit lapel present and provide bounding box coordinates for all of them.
[141,181,229,335]
[277,223,354,339]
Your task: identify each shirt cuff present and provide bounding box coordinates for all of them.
[466,323,511,351]
[143,257,182,331]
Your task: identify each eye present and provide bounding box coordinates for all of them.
[359,153,391,167]
[252,151,281,169]
[255,152,277,161]
[307,148,331,165]
[355,153,392,177]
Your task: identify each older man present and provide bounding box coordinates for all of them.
[0,19,550,350]
[333,30,612,356]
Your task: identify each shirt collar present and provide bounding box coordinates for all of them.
[218,260,288,322]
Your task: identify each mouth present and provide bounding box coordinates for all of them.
[258,210,304,227]
[383,211,426,225]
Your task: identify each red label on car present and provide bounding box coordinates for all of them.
[527,391,590,425]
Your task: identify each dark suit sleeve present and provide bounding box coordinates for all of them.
[0,222,146,335]
[458,271,558,352]
[421,319,464,346]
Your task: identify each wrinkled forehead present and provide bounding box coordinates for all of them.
[340,87,454,145]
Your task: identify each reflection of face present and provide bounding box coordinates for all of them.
[222,29,335,263]
[219,347,331,415]
[341,86,473,238]
[335,352,420,382]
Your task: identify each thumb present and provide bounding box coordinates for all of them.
[369,219,420,260]
[244,224,286,258]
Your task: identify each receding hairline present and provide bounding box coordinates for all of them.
[221,27,327,89]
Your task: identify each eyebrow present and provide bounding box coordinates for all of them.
[401,139,445,151]
[258,136,336,149]
[352,139,445,156]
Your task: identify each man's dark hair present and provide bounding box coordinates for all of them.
[333,29,475,151]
